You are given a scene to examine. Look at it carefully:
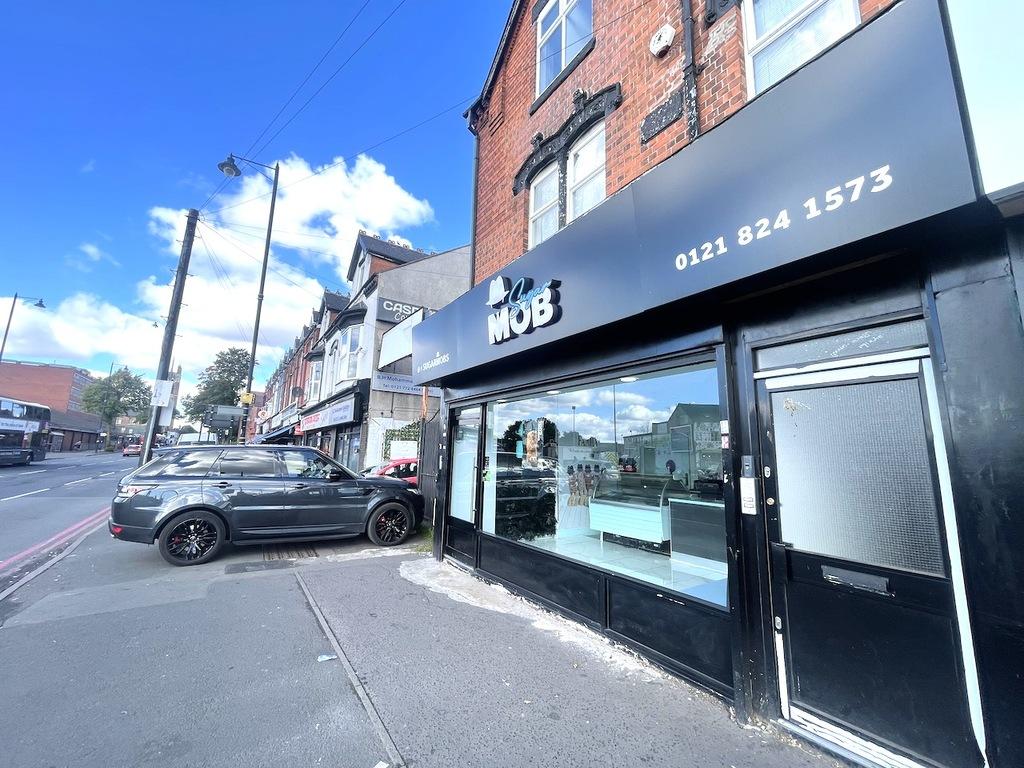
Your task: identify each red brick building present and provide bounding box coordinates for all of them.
[415,2,1024,766]
[469,0,894,283]
[0,359,94,412]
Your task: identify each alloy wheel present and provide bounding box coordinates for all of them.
[374,508,409,544]
[166,518,219,562]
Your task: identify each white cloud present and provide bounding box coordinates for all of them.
[203,153,434,282]
[3,150,434,395]
[80,159,96,173]
[65,242,120,272]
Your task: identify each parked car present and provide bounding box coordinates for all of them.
[362,457,418,486]
[108,445,423,566]
[122,443,142,457]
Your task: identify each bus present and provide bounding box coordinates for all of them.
[0,396,52,466]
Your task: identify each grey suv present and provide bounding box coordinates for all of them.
[109,445,423,566]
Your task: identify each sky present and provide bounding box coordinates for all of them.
[1,0,1019,408]
[0,0,509,399]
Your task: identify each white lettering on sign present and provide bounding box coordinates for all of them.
[383,300,419,317]
[674,164,895,272]
[486,277,561,346]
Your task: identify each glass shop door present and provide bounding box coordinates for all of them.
[444,406,481,565]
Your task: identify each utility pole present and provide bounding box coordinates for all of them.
[139,208,198,465]
[237,162,279,444]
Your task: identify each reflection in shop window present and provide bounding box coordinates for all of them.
[482,362,728,607]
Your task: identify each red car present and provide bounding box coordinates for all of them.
[362,457,418,486]
[122,443,142,457]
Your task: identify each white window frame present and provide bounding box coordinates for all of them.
[535,0,591,96]
[528,162,560,249]
[742,0,860,97]
[325,340,339,397]
[346,325,362,379]
[306,360,322,404]
[566,121,606,223]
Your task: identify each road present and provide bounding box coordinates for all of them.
[0,452,137,587]
[0,456,832,768]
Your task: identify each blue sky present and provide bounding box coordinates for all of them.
[0,0,508,393]
[2,0,1018,402]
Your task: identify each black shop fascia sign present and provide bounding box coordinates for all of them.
[413,0,978,385]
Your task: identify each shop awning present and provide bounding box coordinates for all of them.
[411,0,977,385]
[379,308,424,369]
[254,424,295,443]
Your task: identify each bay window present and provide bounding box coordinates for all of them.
[744,0,859,95]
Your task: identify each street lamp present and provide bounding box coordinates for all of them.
[217,153,280,443]
[0,293,46,365]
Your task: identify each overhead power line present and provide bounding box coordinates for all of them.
[195,231,255,344]
[201,0,658,217]
[197,220,345,300]
[200,0,376,213]
[251,0,412,159]
[241,0,376,160]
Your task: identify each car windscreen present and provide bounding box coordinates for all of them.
[136,449,224,478]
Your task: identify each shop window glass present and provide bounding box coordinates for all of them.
[745,0,859,94]
[451,409,481,523]
[482,362,727,606]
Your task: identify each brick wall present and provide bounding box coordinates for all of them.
[0,361,82,412]
[471,0,895,284]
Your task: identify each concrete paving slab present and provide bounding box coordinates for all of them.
[0,572,387,768]
[301,555,839,768]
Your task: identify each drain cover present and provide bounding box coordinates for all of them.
[263,543,319,561]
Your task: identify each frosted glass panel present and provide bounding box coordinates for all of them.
[772,377,946,576]
[450,411,480,523]
[756,320,928,371]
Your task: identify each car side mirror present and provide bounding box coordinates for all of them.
[327,469,344,482]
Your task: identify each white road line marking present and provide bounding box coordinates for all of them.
[63,477,95,486]
[18,469,47,476]
[98,471,115,477]
[0,488,50,502]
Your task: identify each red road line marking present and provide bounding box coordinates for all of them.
[0,507,110,575]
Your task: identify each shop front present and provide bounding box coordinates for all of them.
[413,3,1024,767]
[298,386,365,470]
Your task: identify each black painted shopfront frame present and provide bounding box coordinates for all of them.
[435,340,742,696]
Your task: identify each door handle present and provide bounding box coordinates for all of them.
[210,481,231,488]
[291,483,308,489]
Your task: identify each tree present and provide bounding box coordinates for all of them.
[82,369,152,447]
[181,347,252,424]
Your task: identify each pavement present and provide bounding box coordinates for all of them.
[0,514,839,768]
